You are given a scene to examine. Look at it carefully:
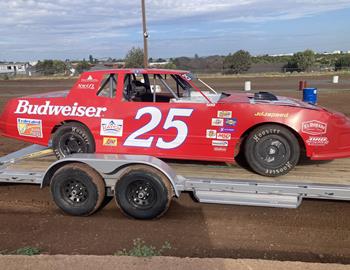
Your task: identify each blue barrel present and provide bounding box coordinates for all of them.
[303,88,317,104]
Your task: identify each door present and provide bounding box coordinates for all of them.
[114,71,235,162]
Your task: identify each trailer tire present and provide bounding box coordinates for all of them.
[115,165,173,220]
[51,163,105,216]
[52,122,95,159]
[244,124,300,177]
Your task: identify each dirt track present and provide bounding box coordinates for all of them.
[1,256,350,270]
[0,75,349,263]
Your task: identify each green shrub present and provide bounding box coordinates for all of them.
[0,247,42,256]
[115,238,171,257]
[15,247,41,256]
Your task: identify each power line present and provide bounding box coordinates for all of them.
[141,0,149,67]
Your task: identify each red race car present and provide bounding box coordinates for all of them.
[1,69,350,176]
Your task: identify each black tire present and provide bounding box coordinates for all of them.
[244,124,300,177]
[52,122,95,159]
[50,163,106,216]
[115,165,173,220]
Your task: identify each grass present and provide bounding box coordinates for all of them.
[0,75,77,81]
[115,238,171,257]
[0,247,41,256]
[198,70,350,79]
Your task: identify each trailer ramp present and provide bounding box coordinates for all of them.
[172,160,350,208]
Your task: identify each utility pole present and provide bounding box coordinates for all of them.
[141,0,149,67]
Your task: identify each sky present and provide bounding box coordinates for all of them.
[1,0,350,61]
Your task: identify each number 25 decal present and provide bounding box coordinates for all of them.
[124,107,194,149]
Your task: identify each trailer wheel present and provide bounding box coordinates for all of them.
[115,165,173,220]
[244,124,300,177]
[52,122,95,159]
[51,163,105,216]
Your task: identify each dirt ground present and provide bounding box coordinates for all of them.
[0,74,349,263]
[1,256,350,270]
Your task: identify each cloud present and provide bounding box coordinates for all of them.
[0,0,349,60]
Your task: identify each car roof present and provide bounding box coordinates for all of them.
[84,68,189,75]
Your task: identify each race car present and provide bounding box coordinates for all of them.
[1,68,350,177]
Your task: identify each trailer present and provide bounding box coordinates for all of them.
[0,144,350,219]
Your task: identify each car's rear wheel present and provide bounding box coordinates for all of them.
[52,122,95,159]
[244,124,300,177]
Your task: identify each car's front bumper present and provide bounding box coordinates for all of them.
[310,112,350,160]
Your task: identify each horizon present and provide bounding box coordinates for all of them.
[1,48,350,64]
[1,0,350,62]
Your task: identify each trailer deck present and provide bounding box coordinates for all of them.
[0,145,349,210]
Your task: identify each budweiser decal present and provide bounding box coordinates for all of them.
[15,100,107,118]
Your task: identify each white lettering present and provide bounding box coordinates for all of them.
[85,107,97,117]
[61,106,72,116]
[15,100,29,114]
[14,100,106,118]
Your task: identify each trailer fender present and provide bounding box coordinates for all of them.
[41,153,181,197]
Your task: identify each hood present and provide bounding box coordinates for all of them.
[23,90,69,98]
[220,92,322,111]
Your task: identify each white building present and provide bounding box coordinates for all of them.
[0,62,29,75]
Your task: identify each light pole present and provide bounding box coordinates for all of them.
[141,0,149,67]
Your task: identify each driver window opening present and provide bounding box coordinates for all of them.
[97,73,118,98]
[123,73,192,103]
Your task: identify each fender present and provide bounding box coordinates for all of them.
[42,153,181,197]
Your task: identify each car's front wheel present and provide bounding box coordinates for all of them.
[244,124,300,177]
[52,122,95,159]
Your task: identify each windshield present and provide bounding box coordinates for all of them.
[182,72,228,103]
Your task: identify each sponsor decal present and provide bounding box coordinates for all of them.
[213,147,227,152]
[103,137,118,147]
[254,112,289,118]
[15,100,107,118]
[225,118,237,126]
[219,127,235,133]
[78,83,95,90]
[211,118,224,127]
[217,133,231,140]
[81,75,98,83]
[206,129,217,139]
[306,136,329,146]
[212,140,229,147]
[302,120,327,135]
[17,118,43,138]
[217,111,232,118]
[181,74,192,81]
[100,119,123,137]
[206,103,216,107]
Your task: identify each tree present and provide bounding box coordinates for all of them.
[125,47,144,68]
[223,50,252,74]
[36,60,67,75]
[335,54,350,71]
[75,60,90,74]
[288,49,316,72]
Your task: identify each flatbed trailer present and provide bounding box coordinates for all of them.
[0,145,349,219]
